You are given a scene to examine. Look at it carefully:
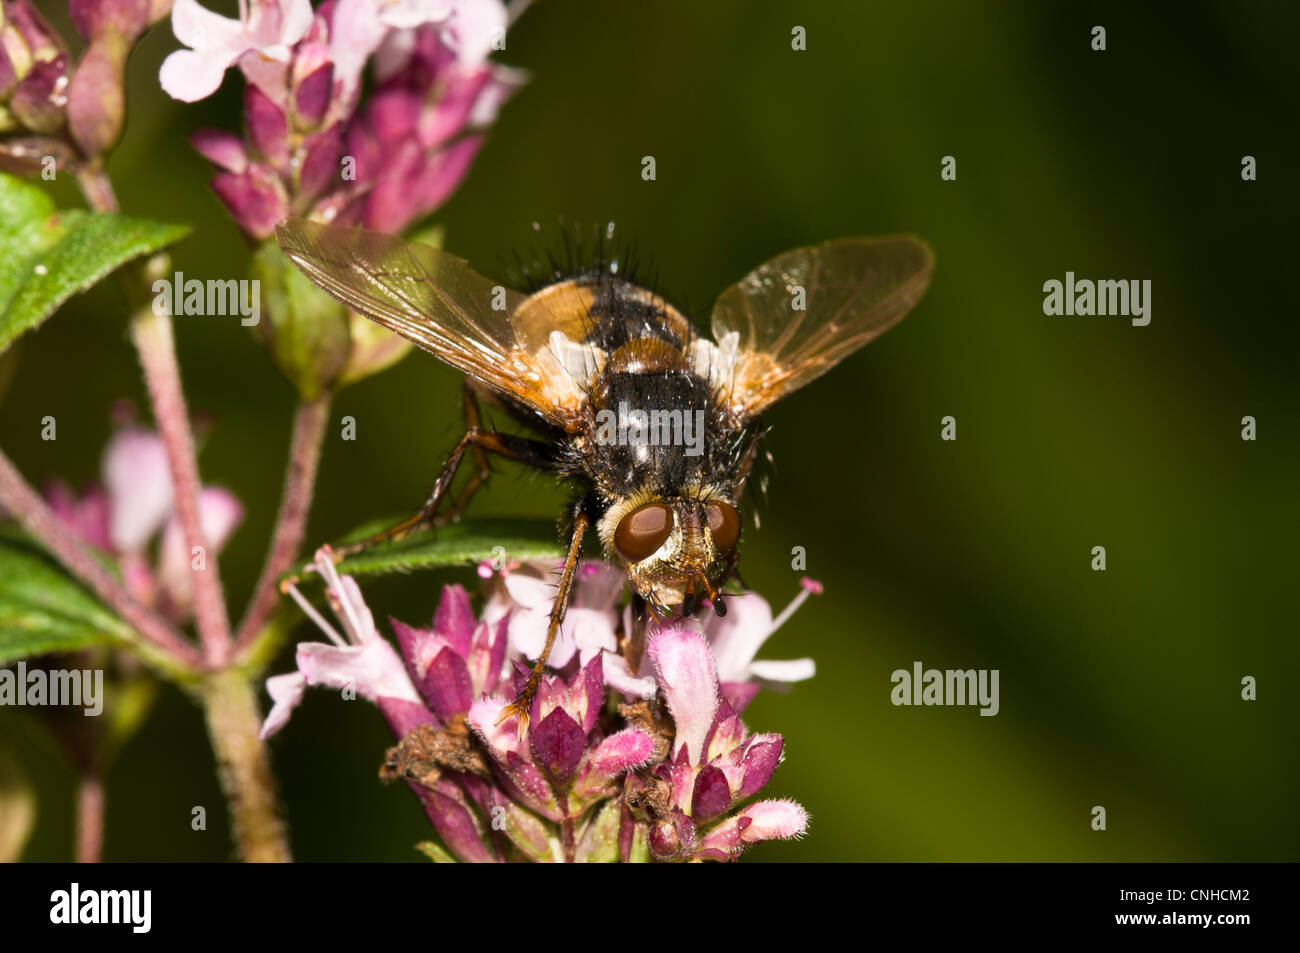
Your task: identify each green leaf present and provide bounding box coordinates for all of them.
[0,172,190,356]
[304,517,564,577]
[0,541,134,664]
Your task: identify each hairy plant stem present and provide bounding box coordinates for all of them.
[75,167,232,664]
[200,669,292,862]
[75,774,104,863]
[128,298,234,665]
[235,393,331,653]
[74,163,119,213]
[69,166,286,859]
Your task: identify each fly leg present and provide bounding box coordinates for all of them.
[496,506,591,736]
[330,426,555,561]
[622,592,649,676]
[429,382,496,528]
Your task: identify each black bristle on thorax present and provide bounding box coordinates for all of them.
[501,220,652,297]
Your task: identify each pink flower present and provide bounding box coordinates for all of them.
[333,17,524,232]
[181,1,524,241]
[703,578,820,711]
[46,420,243,624]
[638,628,809,862]
[159,0,314,102]
[260,547,424,739]
[605,577,821,710]
[483,559,622,671]
[156,487,244,618]
[468,655,656,862]
[266,556,813,861]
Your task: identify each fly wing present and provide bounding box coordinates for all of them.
[706,236,934,419]
[275,219,595,431]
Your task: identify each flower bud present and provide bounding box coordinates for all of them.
[66,32,130,156]
[8,53,66,133]
[250,238,350,400]
[245,83,290,173]
[5,2,64,63]
[648,819,680,859]
[210,163,288,241]
[67,0,150,41]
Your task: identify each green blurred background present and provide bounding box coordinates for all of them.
[3,0,1297,861]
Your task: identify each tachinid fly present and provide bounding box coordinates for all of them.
[275,220,933,727]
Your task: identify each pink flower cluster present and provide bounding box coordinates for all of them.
[263,549,818,862]
[167,0,524,239]
[44,413,243,625]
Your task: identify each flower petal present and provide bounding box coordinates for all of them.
[376,696,437,739]
[573,559,626,609]
[411,783,498,863]
[588,728,655,777]
[157,486,244,612]
[159,47,237,102]
[170,0,244,50]
[296,635,421,707]
[690,764,732,822]
[529,705,585,784]
[468,694,521,757]
[294,60,333,126]
[189,127,248,172]
[602,651,657,700]
[273,0,315,47]
[245,82,289,169]
[703,590,774,682]
[571,652,604,735]
[327,0,392,104]
[431,583,475,659]
[718,680,761,713]
[420,645,473,721]
[467,64,527,128]
[439,0,505,64]
[415,65,489,149]
[648,628,718,763]
[210,164,289,240]
[45,480,112,551]
[748,658,816,683]
[389,617,441,684]
[737,734,784,798]
[259,671,306,738]
[298,121,341,201]
[738,798,809,842]
[566,606,618,664]
[466,614,508,697]
[501,563,555,609]
[102,427,173,552]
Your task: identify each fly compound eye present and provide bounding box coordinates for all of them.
[614,503,674,562]
[705,500,740,552]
